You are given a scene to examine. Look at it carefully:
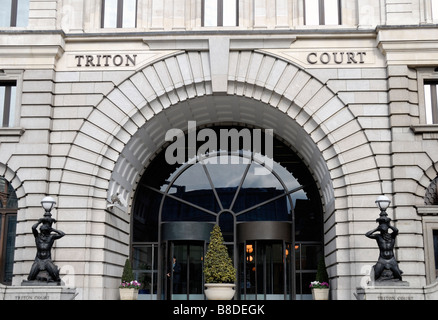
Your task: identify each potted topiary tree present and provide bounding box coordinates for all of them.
[310,257,330,300]
[119,258,141,300]
[203,225,236,300]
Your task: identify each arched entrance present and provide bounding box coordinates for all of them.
[131,125,323,300]
[62,50,382,298]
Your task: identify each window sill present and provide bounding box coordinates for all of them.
[0,127,25,143]
[416,205,438,216]
[410,125,438,139]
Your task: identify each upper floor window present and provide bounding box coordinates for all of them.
[0,0,29,27]
[304,0,341,26]
[433,1,438,21]
[0,177,18,285]
[0,82,16,128]
[101,0,137,28]
[424,81,438,124]
[202,0,238,27]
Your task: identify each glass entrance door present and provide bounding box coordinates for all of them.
[165,241,205,300]
[240,240,292,300]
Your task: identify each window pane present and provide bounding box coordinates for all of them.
[433,1,438,20]
[162,197,216,221]
[4,215,17,284]
[0,178,5,208]
[222,0,237,26]
[434,230,438,278]
[133,245,158,296]
[16,0,30,27]
[0,0,12,27]
[103,0,118,28]
[0,177,18,209]
[424,84,438,124]
[8,86,16,127]
[0,86,5,127]
[204,0,218,26]
[305,0,320,25]
[133,187,161,242]
[122,0,137,28]
[324,0,339,25]
[299,245,322,270]
[0,83,16,128]
[6,180,18,208]
[298,272,315,295]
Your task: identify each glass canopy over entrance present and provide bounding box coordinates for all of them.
[132,125,323,300]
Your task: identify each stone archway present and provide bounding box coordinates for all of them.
[62,50,381,299]
[0,163,25,205]
[101,50,381,218]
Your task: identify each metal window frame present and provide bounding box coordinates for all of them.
[433,230,438,276]
[425,81,438,124]
[10,0,18,27]
[304,0,341,25]
[421,218,438,284]
[101,0,138,28]
[0,213,17,285]
[1,81,16,128]
[9,0,29,27]
[201,0,239,27]
[0,178,17,285]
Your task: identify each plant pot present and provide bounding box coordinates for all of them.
[311,288,329,300]
[119,288,139,300]
[204,283,235,300]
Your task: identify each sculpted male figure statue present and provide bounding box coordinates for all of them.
[27,217,65,283]
[365,217,403,281]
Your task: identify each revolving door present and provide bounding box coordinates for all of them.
[238,221,294,300]
[160,222,214,300]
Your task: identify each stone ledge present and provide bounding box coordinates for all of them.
[410,125,438,140]
[416,205,438,216]
[410,125,438,133]
[0,128,25,143]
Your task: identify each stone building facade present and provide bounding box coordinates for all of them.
[1,0,438,300]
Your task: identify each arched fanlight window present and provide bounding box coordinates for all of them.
[425,175,438,205]
[131,125,324,300]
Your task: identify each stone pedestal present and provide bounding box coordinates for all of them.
[357,280,438,300]
[0,283,77,300]
[356,281,425,300]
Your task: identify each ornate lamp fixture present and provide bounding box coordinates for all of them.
[24,196,65,285]
[41,196,56,213]
[375,195,391,213]
[366,195,405,283]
